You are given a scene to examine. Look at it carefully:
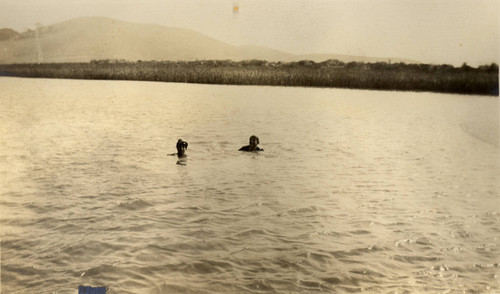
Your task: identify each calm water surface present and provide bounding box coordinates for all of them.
[0,78,498,293]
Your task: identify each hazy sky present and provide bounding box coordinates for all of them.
[0,0,498,66]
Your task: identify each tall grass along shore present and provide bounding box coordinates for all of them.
[0,60,498,95]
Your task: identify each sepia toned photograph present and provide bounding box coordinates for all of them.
[0,0,498,293]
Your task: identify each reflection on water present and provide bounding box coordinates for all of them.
[0,78,499,293]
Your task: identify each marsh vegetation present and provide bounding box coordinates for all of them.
[0,59,498,95]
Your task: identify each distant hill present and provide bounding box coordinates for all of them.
[0,17,419,64]
[0,28,20,41]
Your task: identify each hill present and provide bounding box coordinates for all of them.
[0,17,419,64]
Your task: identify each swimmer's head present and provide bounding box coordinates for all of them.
[176,139,188,155]
[249,135,259,145]
[249,135,259,150]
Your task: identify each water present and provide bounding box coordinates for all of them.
[0,77,498,293]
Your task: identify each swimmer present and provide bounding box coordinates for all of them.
[169,139,188,157]
[239,135,263,152]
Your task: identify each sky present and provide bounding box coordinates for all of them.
[0,0,498,66]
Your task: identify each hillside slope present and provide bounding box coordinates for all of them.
[0,17,418,64]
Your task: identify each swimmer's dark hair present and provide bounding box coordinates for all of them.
[177,139,188,150]
[249,135,259,144]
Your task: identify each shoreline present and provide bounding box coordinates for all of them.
[0,60,498,96]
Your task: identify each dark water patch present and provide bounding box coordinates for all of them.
[187,216,212,224]
[467,263,499,272]
[183,228,216,239]
[62,215,106,223]
[29,278,77,294]
[473,246,497,259]
[350,229,372,235]
[111,278,151,294]
[244,279,275,292]
[125,222,157,232]
[43,256,71,268]
[165,259,234,275]
[70,160,91,166]
[338,285,363,293]
[53,183,73,191]
[229,257,269,273]
[0,217,36,229]
[25,202,63,215]
[152,214,193,228]
[306,251,335,266]
[117,198,153,211]
[293,256,328,273]
[52,222,84,233]
[58,240,124,262]
[80,263,122,279]
[0,198,24,207]
[287,205,323,215]
[488,226,499,234]
[166,239,230,255]
[97,191,128,198]
[1,264,43,278]
[381,286,412,294]
[452,229,473,239]
[480,220,497,226]
[131,243,179,256]
[270,257,312,275]
[79,194,102,199]
[373,189,397,193]
[2,237,42,253]
[415,237,433,246]
[251,278,301,293]
[393,254,441,264]
[116,267,157,287]
[102,224,124,231]
[0,266,75,293]
[298,279,325,290]
[321,276,342,285]
[323,230,351,238]
[234,229,269,237]
[330,245,384,259]
[349,268,387,278]
[326,273,368,288]
[177,205,210,211]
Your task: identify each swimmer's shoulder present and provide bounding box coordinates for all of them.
[238,146,264,152]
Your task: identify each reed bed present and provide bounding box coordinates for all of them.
[0,60,498,95]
